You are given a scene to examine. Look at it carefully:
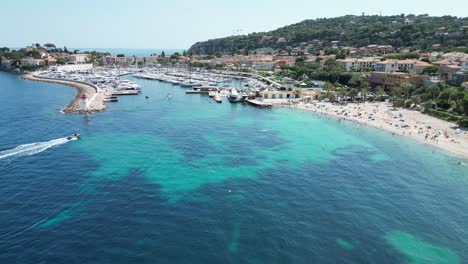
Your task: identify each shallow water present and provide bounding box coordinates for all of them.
[0,72,467,263]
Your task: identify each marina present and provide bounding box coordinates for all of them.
[26,65,279,113]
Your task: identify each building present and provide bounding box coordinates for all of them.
[368,72,427,88]
[68,54,90,64]
[20,58,45,66]
[99,55,116,65]
[145,56,159,65]
[374,59,432,74]
[337,58,376,72]
[448,72,468,86]
[262,87,299,100]
[44,56,57,65]
[262,86,320,100]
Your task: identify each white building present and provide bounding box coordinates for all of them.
[337,58,377,71]
[20,58,45,66]
[374,59,432,74]
[68,54,90,64]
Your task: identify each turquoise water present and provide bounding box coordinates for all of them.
[0,72,467,263]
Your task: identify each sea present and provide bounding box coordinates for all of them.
[0,69,467,263]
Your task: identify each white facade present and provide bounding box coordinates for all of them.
[68,54,90,64]
[20,58,45,66]
[338,58,376,71]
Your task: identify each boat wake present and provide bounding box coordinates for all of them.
[0,138,70,160]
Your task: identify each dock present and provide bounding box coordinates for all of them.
[104,96,118,102]
[246,99,272,108]
[186,89,201,94]
[111,90,140,96]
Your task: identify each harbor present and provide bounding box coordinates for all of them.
[24,64,284,113]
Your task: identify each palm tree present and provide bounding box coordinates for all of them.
[376,86,385,101]
[348,88,359,102]
[361,88,368,102]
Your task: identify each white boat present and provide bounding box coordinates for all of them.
[213,94,222,103]
[67,134,81,141]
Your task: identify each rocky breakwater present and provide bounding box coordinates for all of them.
[22,72,107,114]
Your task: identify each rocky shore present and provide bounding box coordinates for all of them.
[22,72,107,114]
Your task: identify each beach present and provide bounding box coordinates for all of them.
[22,72,107,114]
[276,101,468,159]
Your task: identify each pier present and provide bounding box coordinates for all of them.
[246,99,272,108]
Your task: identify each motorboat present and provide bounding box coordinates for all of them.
[227,89,244,103]
[67,134,81,141]
[213,94,222,103]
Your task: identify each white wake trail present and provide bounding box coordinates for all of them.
[0,138,70,160]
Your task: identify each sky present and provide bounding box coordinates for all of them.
[0,0,467,50]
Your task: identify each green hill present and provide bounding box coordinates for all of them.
[188,15,468,55]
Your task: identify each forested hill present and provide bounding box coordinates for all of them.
[188,15,468,55]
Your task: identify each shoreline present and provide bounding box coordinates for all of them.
[22,72,107,114]
[272,101,468,159]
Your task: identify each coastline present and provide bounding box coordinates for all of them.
[22,72,107,114]
[272,101,468,159]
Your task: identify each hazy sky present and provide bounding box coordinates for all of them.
[1,0,466,49]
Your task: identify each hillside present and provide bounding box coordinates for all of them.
[188,15,468,55]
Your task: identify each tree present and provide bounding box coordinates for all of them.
[399,82,415,104]
[422,66,438,76]
[348,74,363,88]
[461,93,468,116]
[348,88,359,102]
[324,82,335,96]
[160,51,165,58]
[64,46,69,53]
[376,86,386,101]
[450,90,465,110]
[116,54,125,57]
[361,88,368,102]
[43,43,56,51]
[425,84,440,101]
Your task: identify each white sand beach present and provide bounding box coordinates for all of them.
[278,101,468,159]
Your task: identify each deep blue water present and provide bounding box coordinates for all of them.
[0,72,467,263]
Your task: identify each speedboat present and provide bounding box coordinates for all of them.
[67,134,81,141]
[213,94,222,103]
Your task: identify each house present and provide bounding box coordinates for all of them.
[44,56,57,65]
[99,55,116,65]
[145,56,159,65]
[68,54,90,64]
[20,58,45,66]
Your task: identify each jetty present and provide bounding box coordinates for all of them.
[22,72,107,114]
[246,99,272,108]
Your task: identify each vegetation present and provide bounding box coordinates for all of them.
[188,15,468,55]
